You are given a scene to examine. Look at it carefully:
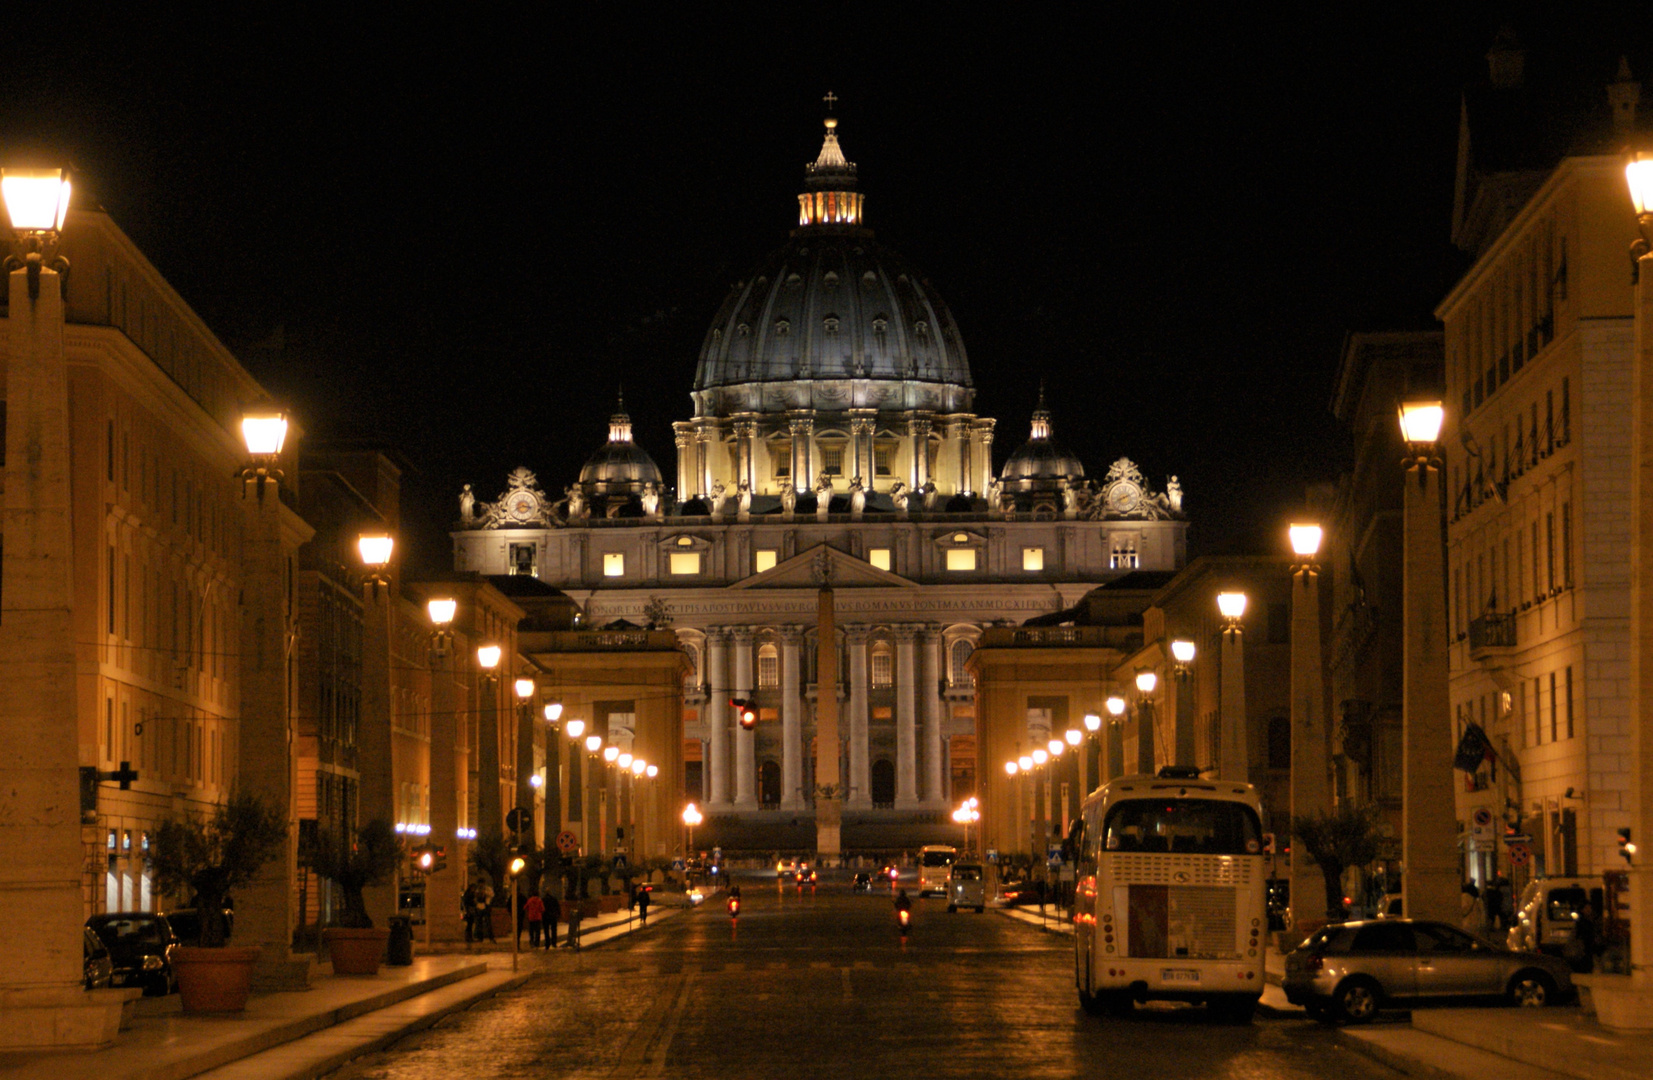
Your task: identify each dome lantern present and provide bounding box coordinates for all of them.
[799,114,864,228]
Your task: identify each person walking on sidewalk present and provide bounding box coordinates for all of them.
[477,883,498,943]
[525,892,544,949]
[543,889,559,949]
[637,885,650,925]
[461,883,477,945]
[565,899,583,951]
[1459,882,1485,934]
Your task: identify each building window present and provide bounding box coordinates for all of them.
[1545,512,1556,594]
[683,643,701,687]
[1110,535,1138,569]
[1561,502,1572,588]
[820,444,845,476]
[945,548,977,572]
[510,543,537,577]
[1565,665,1574,739]
[1549,671,1558,743]
[871,647,894,688]
[868,548,891,571]
[603,552,625,577]
[1022,547,1044,571]
[669,552,701,576]
[950,638,974,686]
[874,441,896,477]
[870,759,896,807]
[754,549,778,574]
[1267,716,1290,769]
[771,441,791,479]
[758,644,779,689]
[760,760,781,805]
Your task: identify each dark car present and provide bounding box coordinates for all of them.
[1283,918,1575,1023]
[852,872,872,892]
[86,912,180,995]
[83,927,113,990]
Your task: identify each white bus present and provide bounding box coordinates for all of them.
[918,845,958,896]
[1071,767,1268,1022]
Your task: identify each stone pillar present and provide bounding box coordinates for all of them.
[815,584,843,862]
[427,646,464,941]
[0,264,131,1047]
[1173,664,1196,768]
[732,629,756,807]
[1219,621,1249,782]
[706,630,730,809]
[850,411,875,486]
[789,414,814,492]
[781,627,804,810]
[1627,246,1653,1005]
[695,421,717,498]
[1136,694,1157,774]
[1105,716,1125,784]
[846,626,871,808]
[359,584,396,929]
[909,416,933,491]
[1290,561,1332,927]
[952,417,975,496]
[674,422,695,498]
[1403,458,1463,926]
[973,419,996,497]
[895,626,919,806]
[922,627,946,806]
[733,415,759,493]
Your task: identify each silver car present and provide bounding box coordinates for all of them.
[1283,918,1574,1022]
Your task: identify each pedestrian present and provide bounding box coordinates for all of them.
[477,883,497,943]
[525,892,544,949]
[1459,882,1484,934]
[637,884,650,925]
[1570,902,1601,973]
[544,890,559,950]
[461,883,477,945]
[565,898,583,951]
[1481,876,1504,933]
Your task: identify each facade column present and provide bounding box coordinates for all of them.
[673,422,695,497]
[781,627,804,810]
[849,411,875,485]
[909,415,933,491]
[972,419,996,497]
[922,627,946,806]
[789,413,814,492]
[733,415,759,493]
[948,417,973,495]
[706,629,730,809]
[695,421,718,498]
[846,626,871,808]
[895,626,919,806]
[732,628,757,807]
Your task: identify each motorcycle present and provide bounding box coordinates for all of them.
[727,896,740,919]
[896,907,912,936]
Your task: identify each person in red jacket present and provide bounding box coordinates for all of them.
[525,892,544,949]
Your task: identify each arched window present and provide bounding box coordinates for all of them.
[950,639,974,686]
[683,643,701,688]
[871,643,894,688]
[1268,716,1291,770]
[757,643,779,689]
[871,759,896,807]
[760,760,781,805]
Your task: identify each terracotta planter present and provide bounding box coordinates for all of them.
[599,895,623,914]
[171,945,261,1013]
[322,927,390,975]
[578,899,602,919]
[490,907,514,940]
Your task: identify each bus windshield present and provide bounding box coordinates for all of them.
[921,850,956,868]
[1102,798,1262,856]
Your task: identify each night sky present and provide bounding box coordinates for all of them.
[5,4,1651,574]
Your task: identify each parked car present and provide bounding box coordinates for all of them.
[1283,918,1574,1023]
[86,912,181,995]
[83,928,113,990]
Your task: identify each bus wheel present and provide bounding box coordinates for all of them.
[1079,987,1105,1016]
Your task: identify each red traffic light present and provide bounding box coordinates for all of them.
[731,697,756,729]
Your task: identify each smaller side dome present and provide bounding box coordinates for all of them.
[1001,390,1084,483]
[579,392,663,497]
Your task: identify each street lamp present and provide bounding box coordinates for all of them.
[585,735,602,755]
[544,702,564,725]
[566,719,586,740]
[1,166,71,300]
[238,401,289,500]
[514,677,536,701]
[358,533,394,593]
[1133,669,1158,774]
[682,803,703,860]
[1216,590,1249,782]
[477,645,502,671]
[604,745,620,765]
[427,597,456,657]
[1288,521,1331,927]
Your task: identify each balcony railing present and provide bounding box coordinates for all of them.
[1468,611,1516,652]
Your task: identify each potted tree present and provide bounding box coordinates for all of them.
[311,819,404,974]
[1292,803,1382,928]
[148,791,287,1012]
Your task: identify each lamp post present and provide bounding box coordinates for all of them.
[583,732,602,855]
[1216,591,1249,782]
[1288,522,1332,927]
[542,701,564,865]
[1397,402,1460,927]
[602,743,620,856]
[424,596,459,947]
[1031,747,1050,882]
[1134,670,1159,774]
[476,645,503,847]
[1105,695,1126,783]
[1170,639,1196,768]
[358,531,400,929]
[682,803,703,866]
[1625,157,1653,1006]
[1017,754,1033,874]
[513,677,538,853]
[1081,714,1101,796]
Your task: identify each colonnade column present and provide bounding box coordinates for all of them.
[789,414,814,492]
[895,626,919,806]
[909,415,933,491]
[706,629,730,809]
[732,628,757,807]
[850,411,875,484]
[781,627,804,810]
[972,420,996,496]
[733,415,759,492]
[695,421,718,497]
[846,626,871,808]
[921,626,946,806]
[674,422,695,498]
[949,418,974,495]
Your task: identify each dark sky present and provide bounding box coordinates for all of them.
[4,4,1650,573]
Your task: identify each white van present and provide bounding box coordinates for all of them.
[1508,877,1602,957]
[918,845,958,896]
[947,863,986,912]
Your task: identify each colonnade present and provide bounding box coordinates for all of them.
[701,622,953,812]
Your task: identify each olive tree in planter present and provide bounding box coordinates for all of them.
[148,791,287,1012]
[310,819,404,974]
[1292,802,1382,924]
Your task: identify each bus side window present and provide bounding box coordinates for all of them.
[1065,818,1085,864]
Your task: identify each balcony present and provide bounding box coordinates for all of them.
[1467,612,1516,657]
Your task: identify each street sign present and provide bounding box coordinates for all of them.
[612,854,628,870]
[713,846,722,860]
[555,830,580,855]
[1508,844,1531,866]
[671,858,686,871]
[1506,833,1533,844]
[507,807,533,834]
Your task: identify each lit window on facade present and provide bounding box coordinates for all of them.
[1022,547,1044,571]
[755,549,778,573]
[758,644,779,689]
[603,552,625,577]
[945,548,977,572]
[950,638,974,686]
[510,543,537,577]
[868,548,891,571]
[669,552,701,575]
[871,648,894,687]
[771,441,791,478]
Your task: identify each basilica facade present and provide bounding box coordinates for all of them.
[453,117,1188,850]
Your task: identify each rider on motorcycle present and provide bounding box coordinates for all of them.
[894,889,912,914]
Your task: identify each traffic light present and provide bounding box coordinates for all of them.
[1619,827,1636,864]
[731,697,756,730]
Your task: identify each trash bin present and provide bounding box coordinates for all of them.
[386,916,414,966]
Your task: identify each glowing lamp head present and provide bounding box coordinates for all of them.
[585,735,603,754]
[1135,670,1158,694]
[1398,400,1445,448]
[1171,639,1196,664]
[603,745,620,764]
[566,718,586,739]
[427,598,457,626]
[1018,755,1033,771]
[1632,151,1653,217]
[1032,749,1048,766]
[1288,523,1323,558]
[646,764,658,778]
[476,645,502,670]
[1005,761,1019,776]
[618,752,633,770]
[682,803,703,826]
[1,167,72,234]
[417,849,435,871]
[357,534,394,568]
[544,702,564,723]
[1066,728,1083,746]
[240,406,288,457]
[1106,696,1126,717]
[1216,591,1247,621]
[514,677,535,700]
[528,772,544,789]
[631,758,647,777]
[1084,712,1103,732]
[967,796,979,809]
[1047,739,1064,757]
[509,856,526,876]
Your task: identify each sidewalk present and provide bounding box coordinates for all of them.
[992,902,1074,935]
[0,906,680,1080]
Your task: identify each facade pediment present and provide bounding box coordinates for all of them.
[729,543,917,589]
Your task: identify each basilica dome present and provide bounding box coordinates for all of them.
[579,399,662,496]
[691,118,973,417]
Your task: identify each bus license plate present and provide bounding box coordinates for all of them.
[1161,968,1200,984]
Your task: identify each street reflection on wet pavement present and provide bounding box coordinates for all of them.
[326,875,1400,1080]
